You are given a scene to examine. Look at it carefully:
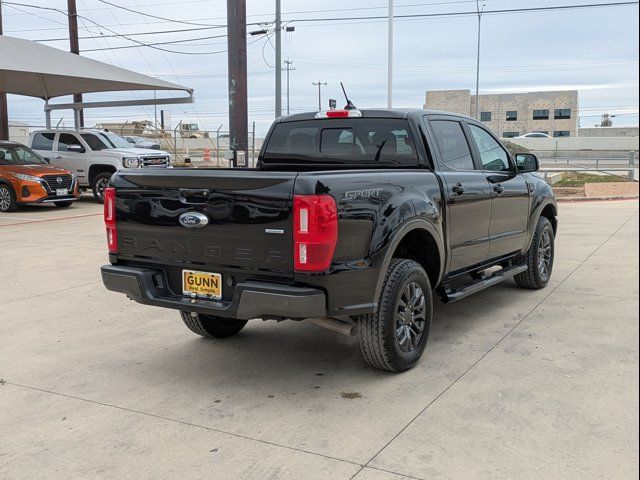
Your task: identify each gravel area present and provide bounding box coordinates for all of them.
[584,182,639,198]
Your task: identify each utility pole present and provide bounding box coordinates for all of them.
[387,0,393,109]
[312,81,327,111]
[283,58,295,115]
[67,0,84,128]
[227,0,248,167]
[0,0,9,140]
[275,0,282,117]
[474,1,485,120]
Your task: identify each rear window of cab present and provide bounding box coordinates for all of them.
[262,118,419,166]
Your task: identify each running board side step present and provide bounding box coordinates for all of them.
[439,264,528,303]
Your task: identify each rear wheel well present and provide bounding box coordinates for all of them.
[89,165,117,185]
[540,204,557,234]
[392,229,441,288]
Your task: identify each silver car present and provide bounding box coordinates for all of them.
[124,135,162,150]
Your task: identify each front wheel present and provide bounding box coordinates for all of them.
[92,172,113,203]
[356,259,433,372]
[0,184,18,212]
[515,216,555,289]
[54,201,74,208]
[180,311,248,338]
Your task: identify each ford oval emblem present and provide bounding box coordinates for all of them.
[179,212,209,229]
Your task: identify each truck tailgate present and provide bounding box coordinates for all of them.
[112,169,296,278]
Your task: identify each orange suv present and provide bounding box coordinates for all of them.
[0,141,79,212]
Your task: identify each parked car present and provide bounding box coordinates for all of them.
[101,108,557,372]
[0,141,79,212]
[517,132,551,138]
[28,129,171,203]
[124,135,161,150]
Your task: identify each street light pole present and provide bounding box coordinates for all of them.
[474,1,485,120]
[275,0,282,118]
[387,0,394,109]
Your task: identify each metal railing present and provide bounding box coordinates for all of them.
[539,151,638,182]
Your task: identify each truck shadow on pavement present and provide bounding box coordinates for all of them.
[139,281,540,388]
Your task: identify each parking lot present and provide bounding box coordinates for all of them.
[0,197,638,479]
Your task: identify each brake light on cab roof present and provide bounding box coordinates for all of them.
[315,109,363,119]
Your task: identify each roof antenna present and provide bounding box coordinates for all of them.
[340,82,357,110]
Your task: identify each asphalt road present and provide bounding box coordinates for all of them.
[1,196,638,480]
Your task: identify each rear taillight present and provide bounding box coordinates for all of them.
[104,187,117,253]
[293,195,338,272]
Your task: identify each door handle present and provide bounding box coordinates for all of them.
[54,155,62,160]
[452,183,465,195]
[493,184,505,194]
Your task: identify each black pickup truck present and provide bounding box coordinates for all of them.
[101,108,557,372]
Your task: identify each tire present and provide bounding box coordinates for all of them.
[180,311,248,339]
[92,172,114,203]
[514,216,555,290]
[0,184,18,212]
[54,201,74,208]
[356,259,433,372]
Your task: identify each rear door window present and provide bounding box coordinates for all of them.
[430,120,475,171]
[58,133,81,152]
[262,118,419,166]
[31,132,55,151]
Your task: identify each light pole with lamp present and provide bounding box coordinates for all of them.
[474,1,486,120]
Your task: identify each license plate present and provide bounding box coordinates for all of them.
[56,188,67,196]
[182,270,222,299]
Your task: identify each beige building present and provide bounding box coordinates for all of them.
[424,89,579,138]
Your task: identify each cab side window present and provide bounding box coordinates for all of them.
[468,125,511,172]
[80,133,108,151]
[430,120,475,171]
[31,133,55,151]
[58,133,81,152]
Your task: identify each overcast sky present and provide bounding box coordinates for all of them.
[2,0,639,135]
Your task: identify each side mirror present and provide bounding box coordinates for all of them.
[43,157,51,164]
[67,144,86,153]
[515,153,539,173]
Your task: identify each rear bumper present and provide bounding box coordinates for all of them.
[101,264,327,320]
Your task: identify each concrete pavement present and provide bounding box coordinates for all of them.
[1,197,638,479]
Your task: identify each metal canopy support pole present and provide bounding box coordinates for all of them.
[387,0,393,109]
[67,0,84,127]
[45,105,52,129]
[73,108,81,130]
[275,0,282,118]
[0,0,9,140]
[227,0,248,168]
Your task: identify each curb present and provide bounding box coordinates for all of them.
[557,195,639,203]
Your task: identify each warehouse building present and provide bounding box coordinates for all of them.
[423,89,579,138]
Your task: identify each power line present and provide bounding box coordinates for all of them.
[81,33,228,51]
[15,0,640,36]
[283,1,640,23]
[2,1,233,55]
[94,0,225,28]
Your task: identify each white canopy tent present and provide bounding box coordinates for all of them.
[0,35,193,128]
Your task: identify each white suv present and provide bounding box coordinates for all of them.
[28,129,171,202]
